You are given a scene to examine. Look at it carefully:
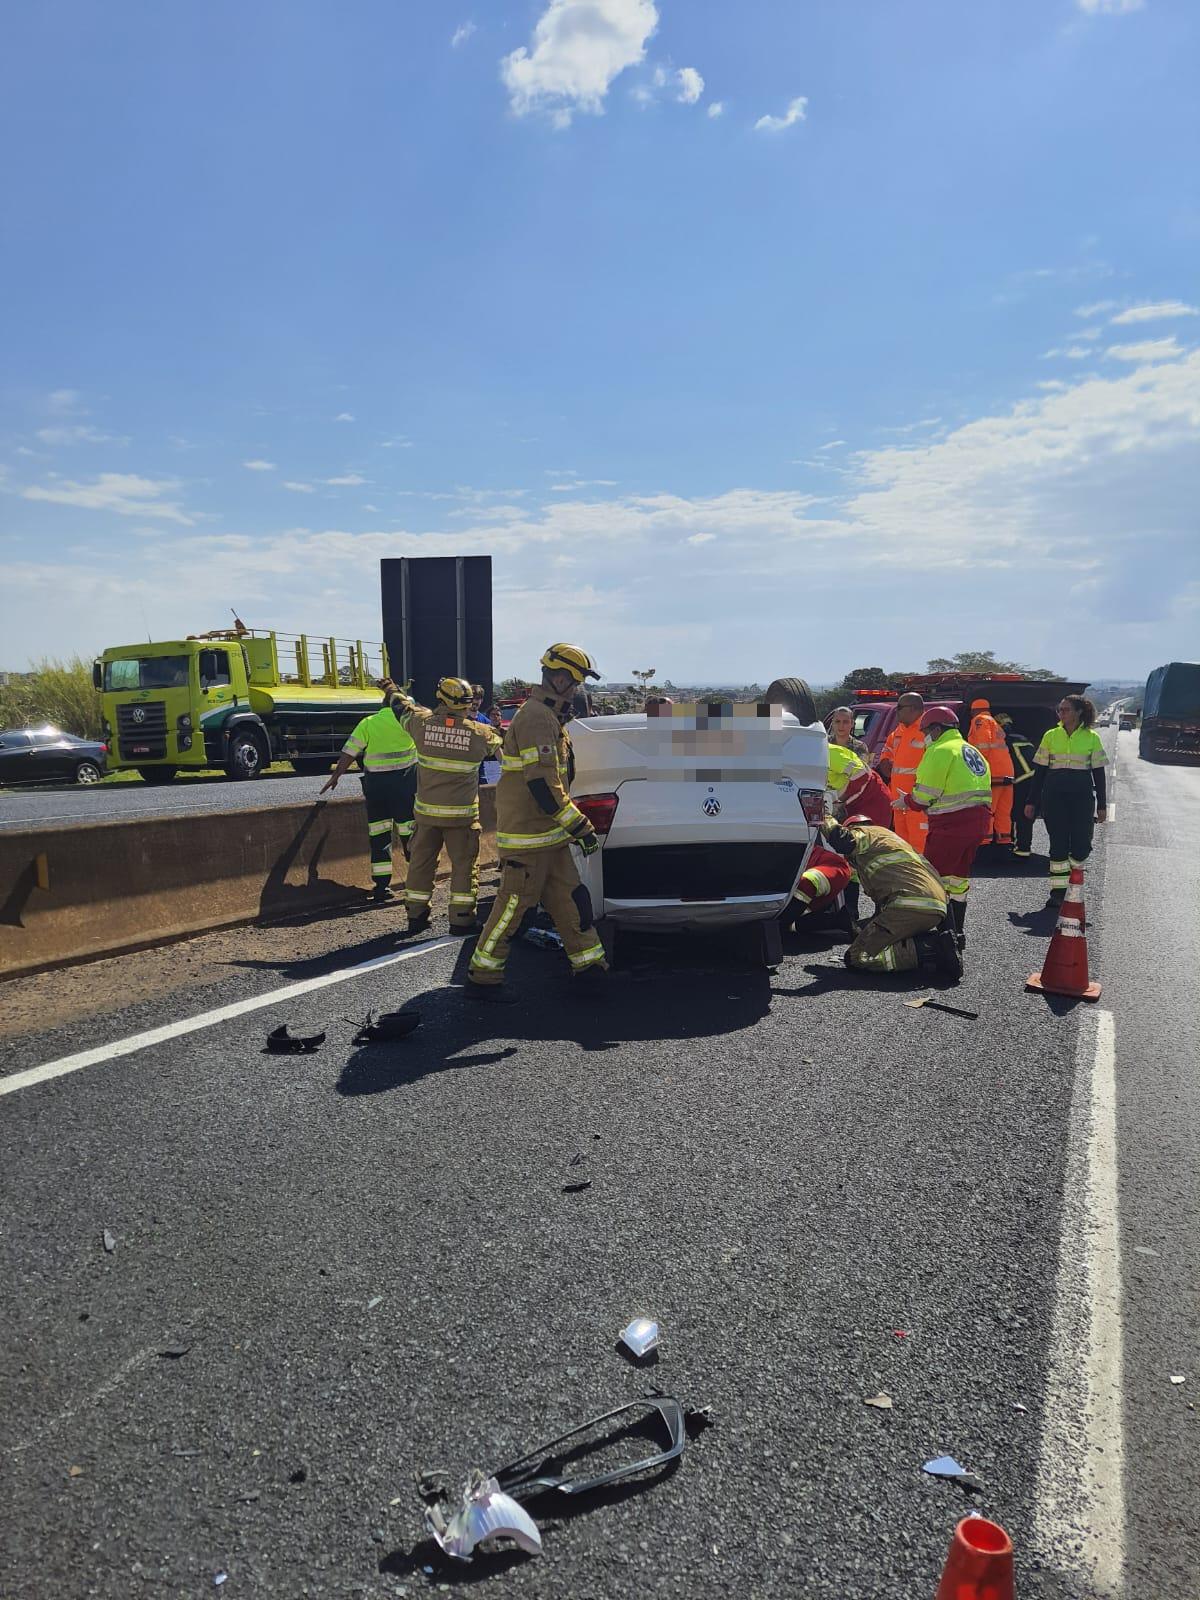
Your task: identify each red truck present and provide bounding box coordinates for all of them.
[848,673,1087,763]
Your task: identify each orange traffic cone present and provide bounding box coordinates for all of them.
[935,1515,1014,1600]
[1027,866,1101,1001]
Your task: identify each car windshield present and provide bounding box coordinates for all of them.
[104,655,191,691]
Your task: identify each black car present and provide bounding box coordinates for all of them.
[0,727,109,786]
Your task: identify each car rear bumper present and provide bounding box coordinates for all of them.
[601,894,791,929]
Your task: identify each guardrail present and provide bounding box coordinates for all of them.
[0,788,497,980]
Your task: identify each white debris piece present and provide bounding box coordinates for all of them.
[425,1470,542,1562]
[619,1317,660,1359]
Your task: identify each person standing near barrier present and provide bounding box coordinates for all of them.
[997,712,1037,857]
[399,677,503,934]
[968,697,1015,845]
[1026,694,1107,895]
[875,692,928,852]
[467,644,608,1002]
[902,705,991,947]
[321,685,418,902]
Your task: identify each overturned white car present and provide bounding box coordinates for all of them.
[568,700,828,965]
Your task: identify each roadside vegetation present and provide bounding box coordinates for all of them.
[0,657,102,739]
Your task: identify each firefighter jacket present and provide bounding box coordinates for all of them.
[495,695,596,853]
[1006,729,1037,787]
[827,745,868,801]
[400,704,502,826]
[909,730,992,815]
[845,824,948,917]
[968,711,1015,783]
[879,721,927,796]
[342,706,417,774]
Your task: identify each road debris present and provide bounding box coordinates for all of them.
[415,1469,450,1501]
[491,1395,691,1500]
[426,1470,543,1562]
[903,995,980,1019]
[214,1574,228,1587]
[922,1454,983,1491]
[68,1465,84,1477]
[102,1229,116,1254]
[562,1179,592,1194]
[892,1329,910,1340]
[158,1343,191,1359]
[523,928,563,950]
[1170,1375,1186,1385]
[353,1010,421,1044]
[863,1394,893,1410]
[265,1024,325,1055]
[1133,1246,1159,1257]
[1013,1402,1028,1413]
[619,1318,660,1360]
[366,1296,383,1311]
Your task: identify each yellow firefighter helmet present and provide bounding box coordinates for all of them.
[540,643,600,684]
[436,676,474,711]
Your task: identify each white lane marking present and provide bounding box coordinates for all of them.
[0,938,456,1100]
[1033,1009,1126,1595]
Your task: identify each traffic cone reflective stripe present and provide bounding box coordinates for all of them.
[1027,866,1101,1001]
[935,1516,1014,1600]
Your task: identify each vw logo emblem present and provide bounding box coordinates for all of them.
[702,796,721,817]
[132,707,147,724]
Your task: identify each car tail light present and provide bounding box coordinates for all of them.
[575,792,619,835]
[100,743,109,754]
[800,788,825,825]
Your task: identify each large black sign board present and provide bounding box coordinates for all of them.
[380,555,493,711]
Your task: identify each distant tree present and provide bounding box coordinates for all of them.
[496,677,529,700]
[0,657,102,739]
[924,651,1062,679]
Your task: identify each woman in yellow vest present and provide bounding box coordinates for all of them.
[1026,694,1107,894]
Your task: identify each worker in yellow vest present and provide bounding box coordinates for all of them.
[321,688,418,902]
[902,705,991,947]
[398,676,503,934]
[1026,694,1107,894]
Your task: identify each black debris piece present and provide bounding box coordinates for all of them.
[352,1010,422,1044]
[562,1180,593,1194]
[415,1468,451,1503]
[266,1024,326,1054]
[491,1395,692,1503]
[158,1343,191,1360]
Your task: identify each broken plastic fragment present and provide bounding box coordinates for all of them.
[863,1394,893,1410]
[353,1010,421,1044]
[562,1179,592,1194]
[492,1395,690,1500]
[619,1318,660,1360]
[425,1470,542,1562]
[924,1455,968,1478]
[266,1024,325,1054]
[366,1296,383,1311]
[102,1229,116,1253]
[1170,1375,1186,1385]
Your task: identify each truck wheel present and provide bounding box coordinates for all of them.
[759,916,784,970]
[74,761,103,785]
[225,731,267,781]
[138,767,177,785]
[764,677,817,726]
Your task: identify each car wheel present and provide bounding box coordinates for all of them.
[225,730,267,780]
[74,760,103,785]
[764,676,818,726]
[138,767,177,784]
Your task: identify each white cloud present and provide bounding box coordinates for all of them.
[334,412,355,422]
[1040,346,1092,360]
[1106,338,1185,363]
[754,96,808,133]
[816,439,846,451]
[1076,0,1145,13]
[1075,300,1119,318]
[1037,380,1069,391]
[1110,300,1199,325]
[22,472,195,525]
[324,473,368,486]
[46,389,85,415]
[243,459,276,471]
[501,0,658,126]
[1076,326,1102,340]
[707,101,724,119]
[35,425,124,446]
[687,532,716,544]
[676,67,703,104]
[451,20,476,47]
[282,481,315,493]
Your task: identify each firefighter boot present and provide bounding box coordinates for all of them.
[949,899,967,951]
[406,909,432,935]
[372,883,394,904]
[466,979,520,1005]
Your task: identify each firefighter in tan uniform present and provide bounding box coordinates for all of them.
[820,815,963,979]
[394,676,503,935]
[467,644,608,1003]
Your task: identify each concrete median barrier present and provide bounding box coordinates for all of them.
[0,787,497,979]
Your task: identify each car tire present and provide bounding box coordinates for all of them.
[225,729,268,780]
[764,676,818,726]
[138,767,177,784]
[74,760,103,785]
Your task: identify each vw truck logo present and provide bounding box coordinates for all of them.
[702,796,721,817]
[132,707,146,724]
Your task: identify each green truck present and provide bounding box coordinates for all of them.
[93,627,390,782]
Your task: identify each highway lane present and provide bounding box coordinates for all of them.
[2,736,1196,1598]
[0,763,503,832]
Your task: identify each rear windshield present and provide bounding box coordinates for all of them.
[104,655,190,691]
[1155,664,1200,720]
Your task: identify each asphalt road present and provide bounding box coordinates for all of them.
[0,765,503,833]
[1,729,1196,1599]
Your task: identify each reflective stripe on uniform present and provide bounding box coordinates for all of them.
[417,752,480,773]
[568,938,606,970]
[889,894,946,914]
[798,868,831,900]
[415,798,479,818]
[449,892,476,905]
[475,892,522,962]
[404,889,432,903]
[468,947,505,971]
[367,820,392,837]
[363,752,417,772]
[495,828,570,850]
[371,862,391,878]
[924,792,991,814]
[554,800,587,830]
[869,850,913,867]
[343,736,366,755]
[395,820,414,836]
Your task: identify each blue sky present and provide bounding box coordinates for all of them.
[2,0,1198,683]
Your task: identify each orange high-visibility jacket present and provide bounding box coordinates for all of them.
[968,711,1014,781]
[880,720,927,797]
